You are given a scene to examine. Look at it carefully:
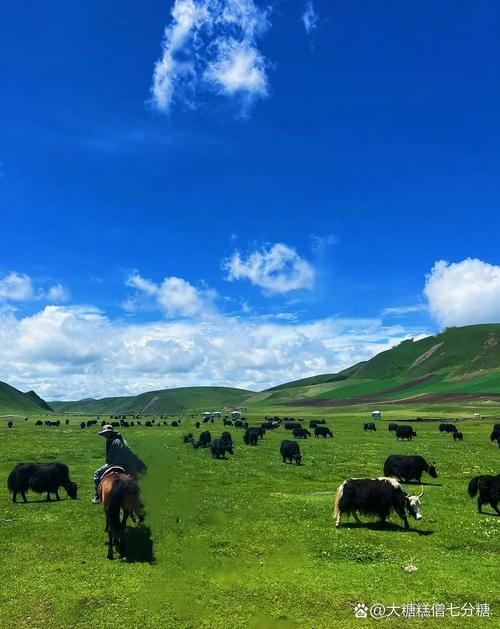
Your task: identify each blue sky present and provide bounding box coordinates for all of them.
[1,1,500,399]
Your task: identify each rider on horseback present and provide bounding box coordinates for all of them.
[92,425,147,503]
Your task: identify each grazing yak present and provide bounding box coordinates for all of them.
[280,440,302,465]
[8,462,77,503]
[80,422,86,429]
[309,419,325,428]
[396,426,417,441]
[293,427,311,439]
[388,423,398,432]
[284,422,301,431]
[439,423,457,433]
[363,422,376,432]
[7,421,13,428]
[182,433,194,444]
[333,477,423,530]
[35,420,43,426]
[220,431,233,448]
[490,429,500,447]
[194,430,212,449]
[243,428,259,446]
[468,475,500,514]
[314,426,333,438]
[383,455,437,483]
[453,431,464,441]
[210,438,234,459]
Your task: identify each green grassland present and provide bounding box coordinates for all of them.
[0,404,498,629]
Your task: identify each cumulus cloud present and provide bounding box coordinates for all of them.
[424,258,500,327]
[150,0,271,114]
[0,303,428,399]
[125,272,213,318]
[0,272,34,301]
[223,243,315,294]
[46,284,70,303]
[302,1,319,35]
[0,272,69,304]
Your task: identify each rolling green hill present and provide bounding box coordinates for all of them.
[49,386,253,415]
[250,324,500,407]
[0,381,54,415]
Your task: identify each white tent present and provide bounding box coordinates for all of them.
[371,410,381,420]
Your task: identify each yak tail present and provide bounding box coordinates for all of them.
[7,469,16,493]
[468,476,480,498]
[333,482,344,520]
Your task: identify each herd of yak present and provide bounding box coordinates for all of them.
[5,415,500,555]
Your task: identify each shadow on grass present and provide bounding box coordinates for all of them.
[122,525,155,564]
[13,497,77,504]
[401,481,443,487]
[341,521,433,535]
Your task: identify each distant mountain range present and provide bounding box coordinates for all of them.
[3,324,500,414]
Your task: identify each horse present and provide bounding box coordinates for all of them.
[100,468,145,560]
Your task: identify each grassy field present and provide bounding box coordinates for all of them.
[0,405,498,628]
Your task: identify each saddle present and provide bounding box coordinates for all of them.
[97,466,127,496]
[101,465,126,480]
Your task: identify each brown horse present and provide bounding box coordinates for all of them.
[100,471,145,560]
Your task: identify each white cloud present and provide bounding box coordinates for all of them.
[0,304,429,399]
[223,243,315,294]
[125,272,212,318]
[302,1,319,35]
[150,0,270,114]
[46,284,70,303]
[424,258,500,327]
[0,272,34,301]
[383,304,428,316]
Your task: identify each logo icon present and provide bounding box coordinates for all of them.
[354,603,368,619]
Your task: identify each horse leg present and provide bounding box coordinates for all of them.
[106,513,113,560]
[121,510,129,533]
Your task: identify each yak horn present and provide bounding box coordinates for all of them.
[416,486,424,498]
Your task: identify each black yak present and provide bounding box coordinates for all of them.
[383,455,437,483]
[210,438,233,459]
[243,428,259,446]
[8,462,78,503]
[333,477,423,530]
[314,426,333,438]
[293,427,311,439]
[280,440,302,465]
[388,423,398,432]
[439,423,457,433]
[194,430,211,449]
[396,426,417,441]
[453,431,464,441]
[363,422,376,431]
[468,475,500,514]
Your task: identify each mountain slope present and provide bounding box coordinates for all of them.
[0,381,54,414]
[249,324,500,407]
[50,386,253,414]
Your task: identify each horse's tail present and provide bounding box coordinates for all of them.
[107,479,126,539]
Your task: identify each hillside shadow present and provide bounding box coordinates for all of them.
[342,521,433,536]
[122,525,155,564]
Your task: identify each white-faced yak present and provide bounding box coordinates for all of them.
[333,477,423,530]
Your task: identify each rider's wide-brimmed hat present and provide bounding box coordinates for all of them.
[98,424,116,436]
